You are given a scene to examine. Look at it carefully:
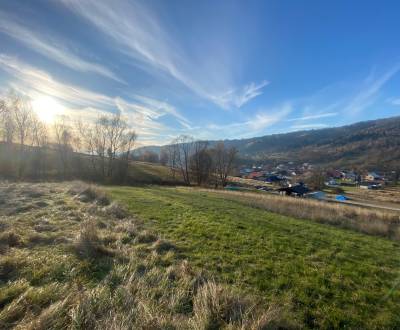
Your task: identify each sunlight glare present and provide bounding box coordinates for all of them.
[32,95,64,123]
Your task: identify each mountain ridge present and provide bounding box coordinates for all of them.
[135,116,400,170]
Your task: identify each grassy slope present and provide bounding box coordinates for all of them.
[109,186,400,328]
[128,161,179,184]
[1,183,278,329]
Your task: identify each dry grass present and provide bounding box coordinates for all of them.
[74,219,111,259]
[68,183,110,206]
[0,181,285,329]
[102,202,128,219]
[203,189,400,240]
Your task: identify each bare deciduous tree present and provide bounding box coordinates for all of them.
[0,96,15,144]
[77,112,136,182]
[54,116,73,179]
[190,141,212,185]
[171,135,194,185]
[213,142,238,187]
[166,144,178,179]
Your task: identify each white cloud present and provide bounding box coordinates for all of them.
[0,54,190,145]
[387,98,400,106]
[61,0,267,109]
[343,63,400,114]
[211,80,269,109]
[287,112,338,121]
[0,11,123,83]
[205,103,292,139]
[0,54,114,109]
[290,123,328,130]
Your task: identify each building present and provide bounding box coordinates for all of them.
[365,172,383,182]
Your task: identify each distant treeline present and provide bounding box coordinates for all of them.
[0,91,238,186]
[0,91,136,183]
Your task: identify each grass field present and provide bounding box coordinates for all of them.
[129,161,181,184]
[0,182,279,329]
[109,186,400,328]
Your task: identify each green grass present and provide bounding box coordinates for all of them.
[108,185,400,328]
[1,182,281,329]
[129,161,181,184]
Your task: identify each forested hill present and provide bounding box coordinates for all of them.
[136,116,400,170]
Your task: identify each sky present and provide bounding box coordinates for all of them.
[1,0,400,146]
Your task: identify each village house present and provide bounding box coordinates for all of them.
[365,172,383,182]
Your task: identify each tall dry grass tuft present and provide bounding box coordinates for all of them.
[206,189,400,240]
[74,219,108,259]
[68,182,110,205]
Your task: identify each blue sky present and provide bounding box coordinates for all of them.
[1,0,400,146]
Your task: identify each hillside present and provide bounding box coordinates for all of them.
[0,143,179,185]
[136,116,400,169]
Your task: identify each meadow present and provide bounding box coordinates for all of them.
[1,182,400,329]
[0,182,281,329]
[109,185,400,328]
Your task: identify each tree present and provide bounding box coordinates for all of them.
[190,141,212,185]
[54,116,74,179]
[171,135,194,185]
[213,142,238,187]
[306,168,326,190]
[12,93,33,147]
[9,92,34,177]
[0,95,15,144]
[30,115,48,179]
[115,129,136,182]
[166,143,177,180]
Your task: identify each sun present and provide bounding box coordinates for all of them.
[32,95,64,123]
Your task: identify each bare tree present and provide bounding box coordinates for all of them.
[77,112,136,182]
[0,96,15,144]
[166,144,177,180]
[12,93,33,147]
[7,93,34,177]
[116,130,137,182]
[190,141,212,185]
[213,142,238,187]
[172,135,194,185]
[76,119,99,177]
[54,116,73,179]
[30,115,49,179]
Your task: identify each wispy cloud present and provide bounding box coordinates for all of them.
[211,80,269,109]
[206,103,292,139]
[343,63,400,114]
[290,123,328,130]
[0,54,189,144]
[61,0,266,109]
[288,112,338,121]
[387,97,400,106]
[0,54,114,109]
[0,11,123,83]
